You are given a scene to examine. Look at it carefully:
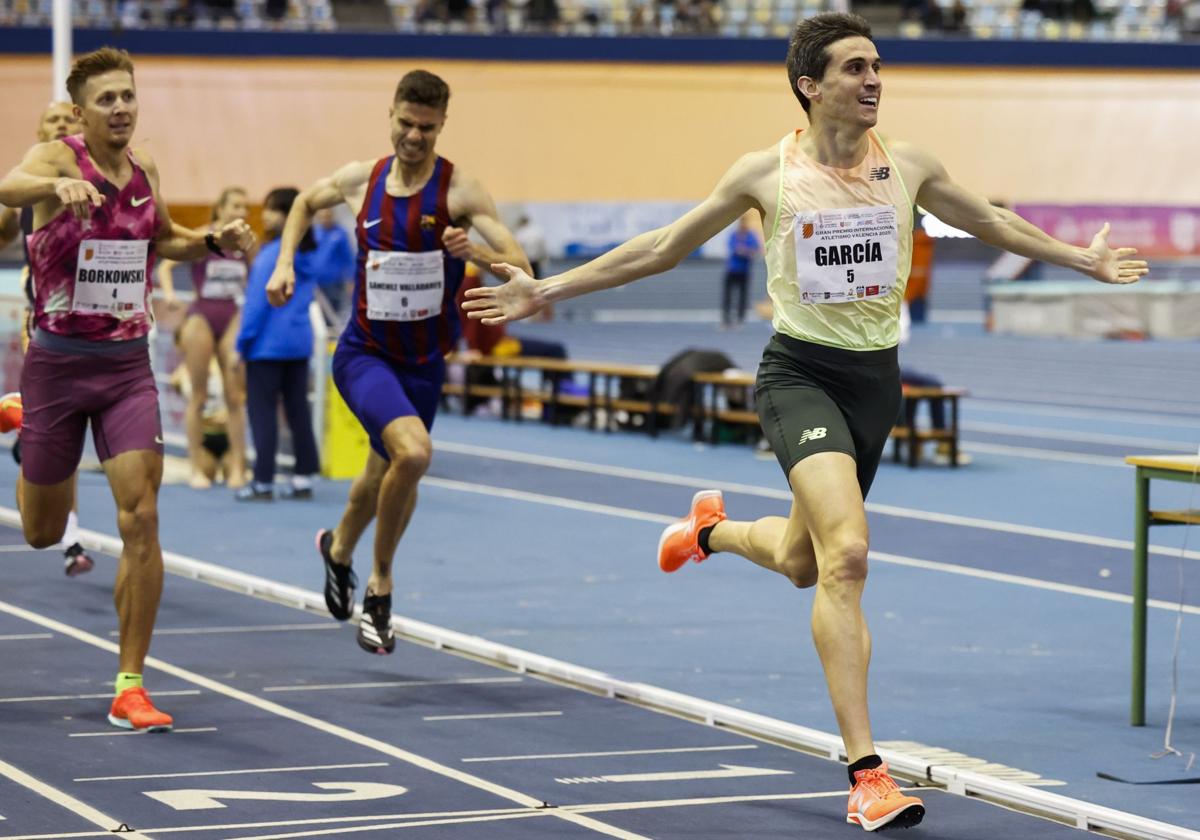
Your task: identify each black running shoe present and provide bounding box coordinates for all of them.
[317,529,356,620]
[63,543,94,577]
[357,592,394,655]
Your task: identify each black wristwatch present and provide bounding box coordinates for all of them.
[204,231,225,257]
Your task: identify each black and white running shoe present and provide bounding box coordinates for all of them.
[63,542,94,577]
[357,592,395,655]
[317,529,356,621]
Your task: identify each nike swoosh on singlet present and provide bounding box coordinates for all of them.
[130,196,151,207]
[363,218,382,229]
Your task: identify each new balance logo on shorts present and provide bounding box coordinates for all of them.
[798,427,828,445]
[868,166,890,181]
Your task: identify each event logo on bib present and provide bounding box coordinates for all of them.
[793,206,898,305]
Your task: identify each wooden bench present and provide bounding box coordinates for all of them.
[691,371,967,468]
[445,354,672,433]
[893,386,967,468]
[446,357,966,467]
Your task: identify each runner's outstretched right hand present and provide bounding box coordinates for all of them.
[461,263,546,326]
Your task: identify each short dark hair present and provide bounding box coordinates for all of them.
[66,47,135,106]
[786,13,873,113]
[264,187,316,252]
[393,70,450,112]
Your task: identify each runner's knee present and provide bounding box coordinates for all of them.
[24,521,65,549]
[388,441,431,477]
[818,536,869,589]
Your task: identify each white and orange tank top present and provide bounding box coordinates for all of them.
[763,129,913,351]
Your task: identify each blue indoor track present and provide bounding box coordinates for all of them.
[0,524,1161,839]
[0,320,1198,838]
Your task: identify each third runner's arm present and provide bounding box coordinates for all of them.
[462,151,769,326]
[267,160,371,307]
[443,171,531,277]
[895,142,1148,285]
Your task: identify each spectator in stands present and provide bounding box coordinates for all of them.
[721,211,762,329]
[264,0,288,23]
[526,0,559,28]
[310,207,355,319]
[234,187,321,501]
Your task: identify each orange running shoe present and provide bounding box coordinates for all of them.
[0,393,22,434]
[657,490,726,573]
[108,687,173,732]
[846,763,925,832]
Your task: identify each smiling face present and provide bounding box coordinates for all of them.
[76,69,138,151]
[388,101,446,168]
[799,36,882,129]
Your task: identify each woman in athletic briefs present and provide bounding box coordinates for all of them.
[158,187,253,488]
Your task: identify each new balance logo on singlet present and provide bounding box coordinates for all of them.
[798,427,828,445]
[868,166,890,181]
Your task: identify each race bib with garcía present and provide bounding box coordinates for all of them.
[201,259,246,301]
[793,206,898,304]
[72,239,148,315]
[365,250,444,322]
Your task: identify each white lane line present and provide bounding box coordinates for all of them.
[557,764,792,784]
[953,440,1125,467]
[960,419,1194,450]
[425,476,674,525]
[106,623,341,637]
[0,544,38,552]
[135,807,543,836]
[870,550,1200,616]
[75,761,390,783]
[219,810,550,840]
[69,727,217,738]
[423,711,561,722]
[431,440,1200,560]
[0,633,52,641]
[0,599,650,840]
[968,397,1200,430]
[0,689,201,703]
[0,756,155,839]
[463,744,757,763]
[568,788,900,814]
[201,792,883,835]
[262,677,522,693]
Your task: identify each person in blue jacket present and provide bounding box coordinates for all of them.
[234,187,321,501]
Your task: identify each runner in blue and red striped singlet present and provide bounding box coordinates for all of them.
[266,69,530,656]
[0,47,255,733]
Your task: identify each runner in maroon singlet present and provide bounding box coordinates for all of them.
[0,47,254,731]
